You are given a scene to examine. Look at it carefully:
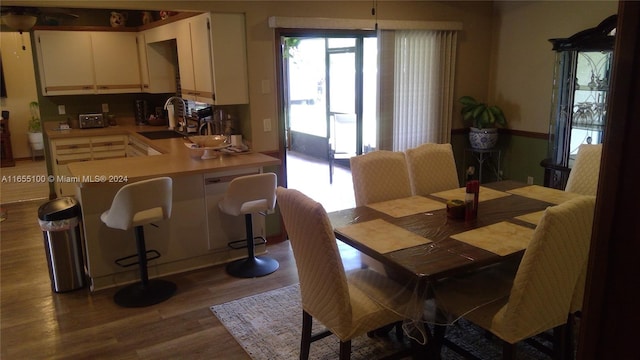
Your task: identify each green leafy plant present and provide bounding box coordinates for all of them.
[28,101,41,132]
[459,96,507,129]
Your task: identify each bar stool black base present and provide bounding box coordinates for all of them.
[114,279,176,308]
[226,256,279,278]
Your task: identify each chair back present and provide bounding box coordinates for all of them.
[405,143,459,196]
[350,150,412,206]
[496,195,595,342]
[565,144,602,196]
[275,187,352,333]
[101,177,173,230]
[219,173,277,216]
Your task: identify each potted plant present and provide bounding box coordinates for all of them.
[27,101,44,151]
[459,96,507,149]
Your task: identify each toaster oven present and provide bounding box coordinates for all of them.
[79,113,106,129]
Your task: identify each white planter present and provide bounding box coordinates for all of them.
[469,127,498,150]
[28,131,44,150]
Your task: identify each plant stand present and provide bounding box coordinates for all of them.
[464,147,502,184]
[28,132,44,161]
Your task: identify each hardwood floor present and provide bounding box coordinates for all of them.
[0,159,49,205]
[0,200,302,359]
[1,152,360,359]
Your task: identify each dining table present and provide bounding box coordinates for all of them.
[328,180,585,346]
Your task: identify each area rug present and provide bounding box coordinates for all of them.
[210,284,550,360]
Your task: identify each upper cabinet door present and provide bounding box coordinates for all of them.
[210,13,249,105]
[175,17,198,101]
[175,13,249,105]
[35,31,95,95]
[190,13,215,103]
[92,32,142,94]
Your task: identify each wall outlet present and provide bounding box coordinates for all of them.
[263,118,272,132]
[527,176,534,185]
[58,105,66,115]
[102,103,109,113]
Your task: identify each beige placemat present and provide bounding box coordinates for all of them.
[430,186,511,203]
[366,196,446,218]
[336,219,432,254]
[507,185,581,204]
[515,210,546,226]
[450,221,534,256]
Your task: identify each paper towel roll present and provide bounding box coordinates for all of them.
[231,135,243,147]
[167,104,176,129]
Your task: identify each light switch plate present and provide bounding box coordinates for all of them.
[263,118,272,132]
[102,103,109,113]
[58,105,66,115]
[261,80,271,94]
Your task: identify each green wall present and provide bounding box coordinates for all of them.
[451,132,548,186]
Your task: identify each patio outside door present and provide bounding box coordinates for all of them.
[282,35,377,167]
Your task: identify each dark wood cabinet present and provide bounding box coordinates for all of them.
[542,15,616,189]
[1,117,15,167]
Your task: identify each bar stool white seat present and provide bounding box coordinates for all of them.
[219,173,279,278]
[101,177,176,307]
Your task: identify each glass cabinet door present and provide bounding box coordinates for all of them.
[543,15,616,189]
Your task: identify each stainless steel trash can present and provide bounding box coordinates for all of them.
[38,197,86,293]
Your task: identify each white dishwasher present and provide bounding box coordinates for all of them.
[204,168,263,251]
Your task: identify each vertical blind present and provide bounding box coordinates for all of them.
[391,30,457,151]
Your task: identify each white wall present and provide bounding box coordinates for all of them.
[0,31,40,160]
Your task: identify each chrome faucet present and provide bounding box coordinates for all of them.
[163,96,187,132]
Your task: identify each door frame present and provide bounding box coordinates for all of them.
[274,28,375,188]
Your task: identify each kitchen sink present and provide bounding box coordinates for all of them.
[138,130,185,140]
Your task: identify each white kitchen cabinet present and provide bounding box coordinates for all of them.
[50,137,92,196]
[90,135,127,160]
[50,135,127,196]
[35,31,95,95]
[35,30,141,96]
[209,13,249,105]
[91,32,141,94]
[176,13,249,105]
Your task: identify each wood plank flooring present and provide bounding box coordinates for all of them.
[0,159,50,205]
[0,200,302,359]
[1,151,358,358]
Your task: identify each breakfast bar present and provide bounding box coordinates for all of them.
[46,124,281,291]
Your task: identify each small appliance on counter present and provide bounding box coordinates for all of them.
[135,100,147,125]
[78,113,106,129]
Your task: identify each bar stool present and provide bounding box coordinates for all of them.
[101,177,176,307]
[219,173,279,278]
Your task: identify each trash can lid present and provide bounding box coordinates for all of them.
[38,197,81,221]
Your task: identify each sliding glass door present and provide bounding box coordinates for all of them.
[281,32,376,164]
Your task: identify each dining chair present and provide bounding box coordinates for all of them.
[349,150,412,206]
[565,143,602,196]
[404,143,460,196]
[433,195,596,360]
[275,187,412,360]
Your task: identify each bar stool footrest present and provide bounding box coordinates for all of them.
[115,250,161,268]
[227,237,266,250]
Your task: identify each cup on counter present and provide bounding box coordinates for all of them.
[231,135,243,147]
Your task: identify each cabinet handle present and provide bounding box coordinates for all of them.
[205,178,221,185]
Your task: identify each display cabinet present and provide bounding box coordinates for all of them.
[541,15,616,189]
